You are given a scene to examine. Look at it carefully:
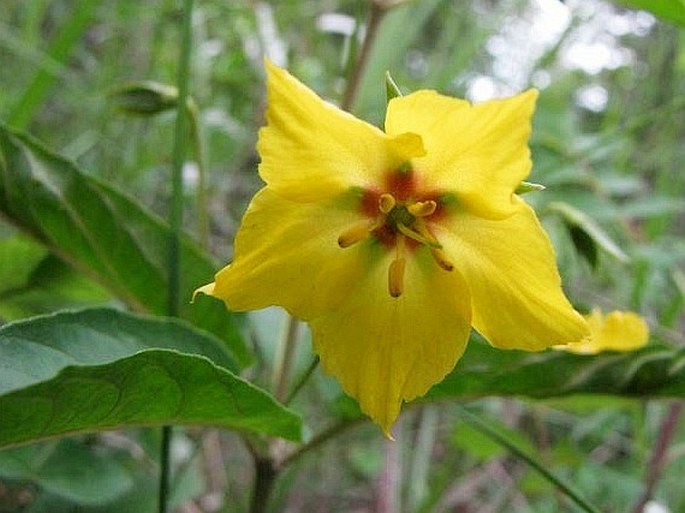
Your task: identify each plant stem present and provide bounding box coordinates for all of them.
[272,314,300,403]
[630,402,683,513]
[168,0,193,318]
[249,456,278,513]
[457,406,603,513]
[158,426,173,513]
[160,0,194,512]
[341,2,386,112]
[186,98,209,248]
[285,356,319,405]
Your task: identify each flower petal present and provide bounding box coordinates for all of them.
[309,248,472,435]
[259,60,425,202]
[562,309,649,354]
[438,198,589,350]
[200,187,370,320]
[385,89,538,219]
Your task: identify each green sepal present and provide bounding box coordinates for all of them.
[385,71,403,102]
[515,181,546,194]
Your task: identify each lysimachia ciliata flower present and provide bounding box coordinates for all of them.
[197,60,589,434]
[560,309,648,355]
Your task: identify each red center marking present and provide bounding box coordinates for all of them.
[385,170,416,202]
[356,169,447,248]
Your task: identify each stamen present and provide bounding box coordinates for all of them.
[388,257,406,297]
[338,222,374,248]
[396,223,438,247]
[397,221,442,248]
[379,193,396,214]
[430,247,454,271]
[408,200,437,217]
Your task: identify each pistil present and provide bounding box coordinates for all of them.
[338,187,455,298]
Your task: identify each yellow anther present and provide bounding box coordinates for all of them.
[408,200,437,217]
[338,222,373,248]
[379,193,396,214]
[430,247,454,272]
[388,257,406,298]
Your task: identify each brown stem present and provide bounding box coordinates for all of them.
[630,402,684,513]
[341,2,386,112]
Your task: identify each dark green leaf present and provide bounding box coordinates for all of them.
[427,338,685,401]
[109,81,178,116]
[0,124,251,366]
[548,201,629,263]
[569,224,598,268]
[0,440,134,505]
[0,308,238,395]
[0,349,302,448]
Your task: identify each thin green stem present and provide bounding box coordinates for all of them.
[186,98,209,248]
[272,315,301,403]
[160,0,194,512]
[281,418,364,469]
[285,356,319,406]
[168,0,193,318]
[457,407,603,513]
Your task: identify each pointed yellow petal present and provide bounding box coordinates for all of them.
[562,309,649,354]
[258,60,424,202]
[205,188,369,320]
[310,249,472,435]
[384,89,538,219]
[437,199,589,350]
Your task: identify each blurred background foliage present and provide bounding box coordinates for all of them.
[0,0,684,512]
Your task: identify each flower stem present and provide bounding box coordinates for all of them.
[457,406,602,513]
[186,98,209,248]
[630,402,683,513]
[341,2,386,112]
[160,0,194,511]
[272,314,300,403]
[285,356,319,405]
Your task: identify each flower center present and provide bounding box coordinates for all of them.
[337,171,454,298]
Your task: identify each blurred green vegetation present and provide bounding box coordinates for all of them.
[0,0,684,512]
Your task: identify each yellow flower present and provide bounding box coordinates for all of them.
[197,60,589,434]
[561,309,649,355]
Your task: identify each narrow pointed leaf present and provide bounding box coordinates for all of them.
[548,201,629,264]
[0,124,251,366]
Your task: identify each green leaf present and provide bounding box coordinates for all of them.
[0,308,239,395]
[0,349,302,448]
[548,201,629,264]
[0,440,134,505]
[427,338,685,401]
[569,224,599,268]
[0,124,251,366]
[0,235,111,320]
[612,0,685,27]
[0,309,301,446]
[0,234,48,293]
[109,81,178,116]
